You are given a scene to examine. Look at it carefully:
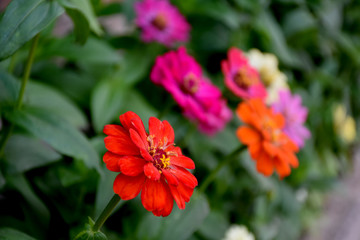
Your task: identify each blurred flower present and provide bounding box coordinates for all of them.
[222,225,255,240]
[103,111,198,217]
[236,99,299,178]
[272,90,310,148]
[221,47,267,100]
[246,49,289,104]
[333,104,356,143]
[135,0,190,46]
[151,47,232,135]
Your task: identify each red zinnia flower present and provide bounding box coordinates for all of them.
[236,99,299,178]
[103,111,197,217]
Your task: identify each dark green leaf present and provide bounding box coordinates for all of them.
[0,71,19,106]
[136,192,209,240]
[57,0,103,35]
[66,8,90,45]
[6,174,50,224]
[26,81,88,129]
[198,211,229,240]
[4,134,61,174]
[0,0,64,60]
[40,37,121,64]
[94,165,122,218]
[0,71,88,128]
[5,106,100,172]
[91,79,129,133]
[0,228,36,240]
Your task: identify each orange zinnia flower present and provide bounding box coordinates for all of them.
[236,99,299,178]
[103,111,197,217]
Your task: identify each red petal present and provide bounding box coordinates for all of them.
[168,184,185,209]
[177,181,194,202]
[118,156,146,176]
[119,111,140,130]
[103,152,121,172]
[104,136,139,155]
[141,179,173,216]
[130,117,149,149]
[103,124,127,137]
[162,120,175,144]
[169,167,198,188]
[168,181,194,210]
[149,117,163,146]
[129,128,147,150]
[170,156,195,169]
[144,163,161,181]
[162,169,179,186]
[140,148,153,161]
[152,180,173,217]
[113,173,145,200]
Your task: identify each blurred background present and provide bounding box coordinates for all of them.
[0,0,359,239]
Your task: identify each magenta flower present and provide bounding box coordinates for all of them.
[221,47,267,100]
[272,90,311,148]
[151,47,232,135]
[134,0,190,46]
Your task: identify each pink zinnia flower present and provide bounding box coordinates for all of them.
[272,90,311,148]
[151,47,232,135]
[135,0,190,46]
[221,47,267,100]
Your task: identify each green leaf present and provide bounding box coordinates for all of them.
[0,71,88,129]
[0,71,19,106]
[119,90,158,121]
[136,192,209,240]
[0,169,5,189]
[5,106,100,172]
[6,174,50,225]
[4,134,61,174]
[0,0,64,60]
[91,79,129,133]
[255,10,303,68]
[198,211,229,240]
[159,193,209,240]
[57,0,103,36]
[26,81,88,129]
[94,165,123,218]
[0,228,36,240]
[283,9,317,37]
[66,8,90,45]
[40,37,121,64]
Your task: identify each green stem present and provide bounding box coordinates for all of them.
[16,34,40,109]
[8,52,18,74]
[198,145,246,194]
[92,194,121,232]
[0,34,40,158]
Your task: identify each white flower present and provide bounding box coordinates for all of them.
[333,104,356,143]
[246,49,289,104]
[222,225,255,240]
[265,72,289,105]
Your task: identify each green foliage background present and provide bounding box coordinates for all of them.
[0,0,359,239]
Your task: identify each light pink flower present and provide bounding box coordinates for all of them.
[272,90,311,148]
[135,0,190,46]
[222,47,267,100]
[151,47,232,135]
